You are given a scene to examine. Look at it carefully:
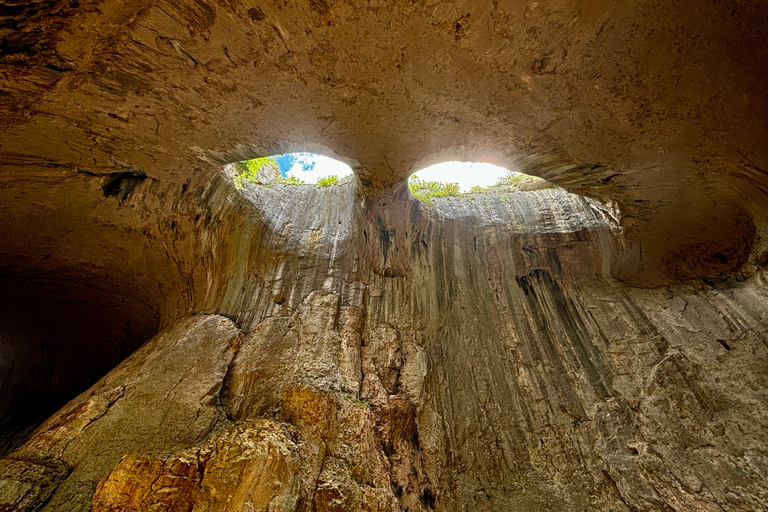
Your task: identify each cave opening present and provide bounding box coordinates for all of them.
[408,161,555,202]
[228,152,354,187]
[411,161,517,191]
[0,277,160,455]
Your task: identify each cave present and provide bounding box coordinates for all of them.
[1,1,767,511]
[0,277,158,454]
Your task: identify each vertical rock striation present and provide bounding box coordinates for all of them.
[2,0,767,508]
[2,176,766,511]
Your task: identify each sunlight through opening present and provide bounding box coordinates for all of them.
[231,152,353,187]
[411,161,512,192]
[407,161,552,203]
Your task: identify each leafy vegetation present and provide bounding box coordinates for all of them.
[316,175,339,187]
[408,175,460,204]
[495,172,540,188]
[408,171,551,204]
[234,157,550,200]
[233,157,307,187]
[233,157,278,188]
[273,175,306,185]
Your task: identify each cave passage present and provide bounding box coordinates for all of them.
[0,277,159,455]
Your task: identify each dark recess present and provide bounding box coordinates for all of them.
[420,488,436,509]
[0,277,159,455]
[717,339,731,351]
[102,172,147,203]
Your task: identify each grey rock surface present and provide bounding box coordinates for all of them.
[2,178,766,510]
[1,1,768,510]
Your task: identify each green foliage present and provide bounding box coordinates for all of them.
[233,157,307,187]
[495,172,542,189]
[408,175,460,204]
[233,157,280,188]
[273,175,305,185]
[316,175,338,187]
[407,170,551,204]
[459,172,547,197]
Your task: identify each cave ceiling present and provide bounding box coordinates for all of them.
[1,0,767,282]
[3,3,768,509]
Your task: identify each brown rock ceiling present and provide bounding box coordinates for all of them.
[2,0,767,282]
[2,0,767,279]
[1,1,768,511]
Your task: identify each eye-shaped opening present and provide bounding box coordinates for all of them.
[408,161,555,203]
[228,152,354,188]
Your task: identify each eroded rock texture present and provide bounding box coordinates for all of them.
[1,178,767,511]
[2,0,768,510]
[0,315,241,510]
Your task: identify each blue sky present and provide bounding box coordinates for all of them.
[273,153,353,183]
[271,153,512,191]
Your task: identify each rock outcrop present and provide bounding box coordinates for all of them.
[1,177,767,510]
[1,0,768,510]
[92,419,303,512]
[0,315,241,511]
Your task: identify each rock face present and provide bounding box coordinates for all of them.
[0,315,241,511]
[92,419,302,512]
[1,177,767,511]
[2,0,768,511]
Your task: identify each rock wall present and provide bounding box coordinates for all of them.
[1,177,766,511]
[2,0,768,509]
